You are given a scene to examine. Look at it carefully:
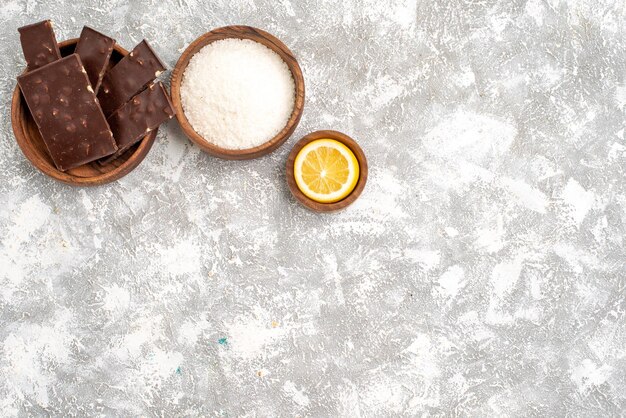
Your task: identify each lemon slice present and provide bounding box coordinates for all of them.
[294,139,360,203]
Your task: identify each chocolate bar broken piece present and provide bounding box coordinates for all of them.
[97,40,166,115]
[18,20,62,71]
[103,82,174,161]
[17,54,118,171]
[75,26,115,94]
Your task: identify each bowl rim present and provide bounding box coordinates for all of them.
[170,25,305,160]
[11,38,158,187]
[286,130,368,212]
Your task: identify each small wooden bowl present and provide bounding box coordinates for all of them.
[11,39,158,186]
[170,26,305,160]
[286,130,368,212]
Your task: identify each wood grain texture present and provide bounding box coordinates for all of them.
[11,39,158,186]
[286,130,368,212]
[170,25,305,160]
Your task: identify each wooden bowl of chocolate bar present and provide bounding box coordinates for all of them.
[11,22,174,186]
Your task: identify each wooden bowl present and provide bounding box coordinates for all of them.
[170,26,305,160]
[11,38,158,186]
[286,130,368,212]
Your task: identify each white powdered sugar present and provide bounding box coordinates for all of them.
[180,38,295,149]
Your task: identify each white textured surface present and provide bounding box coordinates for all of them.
[1,0,626,416]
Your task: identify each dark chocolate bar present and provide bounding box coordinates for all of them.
[74,26,115,94]
[17,54,117,171]
[18,20,61,71]
[107,82,175,151]
[97,40,166,115]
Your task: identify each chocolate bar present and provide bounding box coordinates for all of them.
[17,54,117,171]
[74,26,115,94]
[18,20,61,71]
[108,82,175,151]
[99,83,174,164]
[97,40,165,115]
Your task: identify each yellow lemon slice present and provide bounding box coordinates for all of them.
[294,139,360,203]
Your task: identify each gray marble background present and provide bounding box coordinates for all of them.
[1,0,625,416]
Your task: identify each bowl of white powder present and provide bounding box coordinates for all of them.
[171,26,305,160]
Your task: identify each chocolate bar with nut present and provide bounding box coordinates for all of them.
[97,40,166,115]
[108,82,175,150]
[17,54,117,171]
[74,26,115,94]
[100,82,175,163]
[18,20,62,71]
